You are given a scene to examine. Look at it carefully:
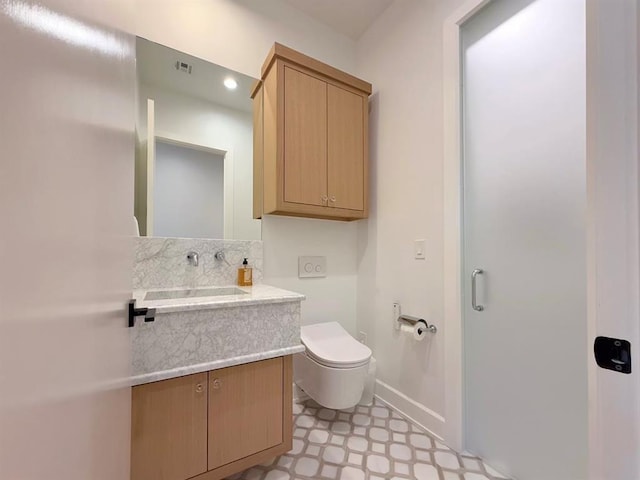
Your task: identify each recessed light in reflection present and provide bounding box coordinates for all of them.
[224,78,238,90]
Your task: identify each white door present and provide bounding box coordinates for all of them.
[0,3,135,480]
[462,1,587,479]
[585,1,640,479]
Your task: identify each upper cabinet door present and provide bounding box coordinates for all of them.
[327,85,366,212]
[283,66,328,207]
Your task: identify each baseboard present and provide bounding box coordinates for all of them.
[374,379,446,442]
[294,379,446,443]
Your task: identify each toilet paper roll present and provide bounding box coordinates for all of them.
[400,323,426,341]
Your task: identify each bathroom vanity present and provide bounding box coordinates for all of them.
[129,284,305,480]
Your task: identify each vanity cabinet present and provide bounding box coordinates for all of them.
[131,356,292,480]
[252,43,372,221]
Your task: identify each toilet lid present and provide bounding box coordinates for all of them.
[301,322,372,368]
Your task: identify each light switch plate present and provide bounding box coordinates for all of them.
[414,239,426,260]
[298,256,326,278]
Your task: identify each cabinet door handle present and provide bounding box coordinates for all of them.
[211,379,222,390]
[330,196,336,204]
[195,383,204,394]
[321,195,328,205]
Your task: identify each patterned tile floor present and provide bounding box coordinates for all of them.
[228,398,511,480]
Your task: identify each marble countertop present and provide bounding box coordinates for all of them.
[130,344,305,386]
[133,283,306,314]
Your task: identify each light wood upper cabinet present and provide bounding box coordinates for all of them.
[252,43,371,221]
[131,373,208,480]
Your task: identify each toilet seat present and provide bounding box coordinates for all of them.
[301,322,372,369]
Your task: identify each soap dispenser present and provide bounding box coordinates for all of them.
[237,258,253,286]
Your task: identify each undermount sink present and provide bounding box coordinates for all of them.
[144,287,247,301]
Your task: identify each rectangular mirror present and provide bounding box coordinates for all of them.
[134,37,261,240]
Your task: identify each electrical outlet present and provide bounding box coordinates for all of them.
[358,331,368,345]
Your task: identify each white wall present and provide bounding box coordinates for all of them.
[262,216,358,334]
[154,141,225,239]
[139,83,258,239]
[355,0,469,438]
[134,0,357,79]
[131,1,360,332]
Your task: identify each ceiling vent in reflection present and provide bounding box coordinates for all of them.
[175,60,193,74]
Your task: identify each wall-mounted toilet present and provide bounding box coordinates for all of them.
[293,322,372,410]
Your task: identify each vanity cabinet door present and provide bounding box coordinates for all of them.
[208,357,284,470]
[131,373,208,480]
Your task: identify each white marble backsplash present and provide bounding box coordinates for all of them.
[133,237,263,289]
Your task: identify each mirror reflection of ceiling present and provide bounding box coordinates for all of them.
[137,38,255,113]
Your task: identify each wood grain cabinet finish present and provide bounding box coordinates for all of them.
[131,373,208,480]
[282,66,328,208]
[252,43,372,221]
[208,357,284,469]
[327,84,365,212]
[131,356,293,480]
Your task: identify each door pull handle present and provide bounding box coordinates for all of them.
[472,269,484,312]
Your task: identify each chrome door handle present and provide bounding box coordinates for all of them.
[472,269,484,312]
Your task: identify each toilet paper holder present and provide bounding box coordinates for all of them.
[393,303,437,334]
